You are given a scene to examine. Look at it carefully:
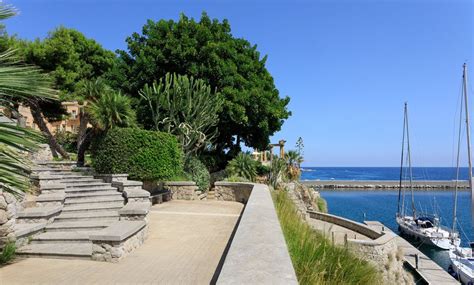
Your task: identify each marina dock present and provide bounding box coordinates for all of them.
[302,180,469,190]
[365,221,459,285]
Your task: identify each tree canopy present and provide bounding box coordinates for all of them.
[109,13,291,153]
[15,26,116,97]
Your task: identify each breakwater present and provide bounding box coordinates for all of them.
[301,180,469,190]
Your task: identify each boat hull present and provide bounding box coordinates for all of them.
[396,216,459,250]
[449,249,474,285]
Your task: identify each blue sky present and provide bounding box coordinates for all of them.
[4,0,473,166]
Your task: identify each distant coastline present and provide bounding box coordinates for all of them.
[301,180,469,190]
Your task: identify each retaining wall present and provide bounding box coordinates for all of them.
[216,183,298,285]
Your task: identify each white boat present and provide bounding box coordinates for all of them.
[449,63,474,284]
[396,215,460,250]
[395,103,460,250]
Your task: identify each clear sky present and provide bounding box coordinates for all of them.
[4,0,473,166]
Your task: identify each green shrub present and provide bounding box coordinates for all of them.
[316,197,328,213]
[273,190,380,285]
[0,242,16,265]
[91,128,184,181]
[54,130,77,153]
[256,163,270,176]
[226,153,257,182]
[184,156,210,192]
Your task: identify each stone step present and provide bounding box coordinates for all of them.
[62,187,118,194]
[30,231,98,244]
[17,243,92,260]
[61,178,102,184]
[62,202,123,212]
[55,211,119,222]
[64,182,112,189]
[66,191,122,199]
[45,221,111,232]
[58,175,95,180]
[65,196,124,205]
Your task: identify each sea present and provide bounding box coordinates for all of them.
[300,166,472,181]
[301,167,474,271]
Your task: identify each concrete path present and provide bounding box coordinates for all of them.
[308,218,371,245]
[0,200,243,285]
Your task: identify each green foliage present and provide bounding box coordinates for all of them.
[285,150,304,181]
[224,176,251,183]
[54,130,77,152]
[88,90,136,131]
[316,197,328,213]
[15,27,115,96]
[269,158,287,188]
[273,190,381,285]
[0,4,53,194]
[109,13,291,153]
[91,128,184,181]
[226,153,257,182]
[184,156,210,192]
[139,73,223,156]
[256,163,271,176]
[0,242,16,265]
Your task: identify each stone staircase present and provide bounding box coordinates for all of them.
[15,162,150,261]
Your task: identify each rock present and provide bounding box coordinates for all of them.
[0,196,7,210]
[0,209,7,224]
[93,244,106,254]
[3,193,15,204]
[6,203,16,219]
[110,247,123,258]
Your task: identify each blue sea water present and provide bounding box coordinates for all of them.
[320,190,473,270]
[301,167,472,181]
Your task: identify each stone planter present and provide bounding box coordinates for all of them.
[214,182,253,203]
[164,181,199,200]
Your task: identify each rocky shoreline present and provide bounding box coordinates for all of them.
[301,180,469,190]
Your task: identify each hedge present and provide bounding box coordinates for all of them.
[92,128,184,181]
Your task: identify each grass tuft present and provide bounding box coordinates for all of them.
[0,242,16,265]
[273,190,381,285]
[316,197,328,213]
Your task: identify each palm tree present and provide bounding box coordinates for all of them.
[0,4,57,193]
[226,152,257,182]
[74,79,109,166]
[285,150,304,181]
[76,90,136,166]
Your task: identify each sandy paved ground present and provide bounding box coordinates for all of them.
[0,200,243,285]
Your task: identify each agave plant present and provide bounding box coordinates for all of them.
[226,152,257,182]
[0,4,56,193]
[269,158,287,189]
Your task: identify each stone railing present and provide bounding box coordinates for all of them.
[163,181,207,201]
[216,183,298,284]
[308,211,383,240]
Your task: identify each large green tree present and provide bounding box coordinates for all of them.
[12,27,116,160]
[109,13,291,154]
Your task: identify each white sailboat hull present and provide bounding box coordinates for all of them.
[449,247,474,284]
[396,216,460,250]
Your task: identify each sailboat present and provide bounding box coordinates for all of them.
[395,103,460,250]
[449,63,474,284]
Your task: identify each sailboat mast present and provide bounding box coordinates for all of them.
[398,103,407,217]
[452,87,464,235]
[405,104,416,218]
[462,63,474,222]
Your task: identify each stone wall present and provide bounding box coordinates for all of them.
[214,182,253,203]
[164,181,200,200]
[92,225,148,263]
[0,187,23,249]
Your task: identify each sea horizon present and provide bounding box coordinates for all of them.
[300,166,473,181]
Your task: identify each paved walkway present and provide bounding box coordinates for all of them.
[0,200,243,285]
[308,218,371,245]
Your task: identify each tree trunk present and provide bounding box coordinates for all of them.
[77,129,93,167]
[27,99,70,159]
[76,109,90,166]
